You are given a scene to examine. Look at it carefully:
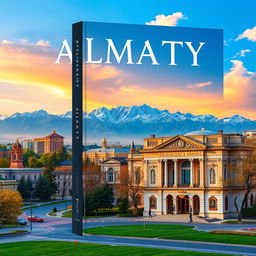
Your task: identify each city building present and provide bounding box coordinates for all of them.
[33,129,64,154]
[10,139,24,168]
[128,129,254,219]
[84,138,130,165]
[55,166,72,198]
[0,179,18,190]
[100,157,128,203]
[22,139,34,150]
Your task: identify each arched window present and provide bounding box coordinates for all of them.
[149,195,157,209]
[225,196,228,211]
[150,169,156,185]
[107,168,114,182]
[209,168,216,184]
[209,196,217,211]
[251,194,254,207]
[135,170,141,184]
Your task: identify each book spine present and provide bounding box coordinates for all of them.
[72,21,83,236]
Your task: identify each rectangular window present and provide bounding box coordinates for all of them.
[181,169,190,184]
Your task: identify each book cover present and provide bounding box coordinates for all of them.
[72,21,223,235]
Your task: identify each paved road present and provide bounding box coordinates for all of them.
[1,202,256,256]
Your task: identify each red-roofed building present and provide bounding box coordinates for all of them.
[10,139,24,168]
[33,130,64,154]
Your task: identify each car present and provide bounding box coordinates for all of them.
[16,218,27,225]
[27,216,44,222]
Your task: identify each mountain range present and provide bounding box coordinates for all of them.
[0,104,255,143]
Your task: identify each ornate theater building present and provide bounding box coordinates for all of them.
[128,129,254,219]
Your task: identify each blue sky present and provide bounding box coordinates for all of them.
[0,0,255,72]
[0,0,255,118]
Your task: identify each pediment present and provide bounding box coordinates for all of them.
[101,159,120,164]
[153,135,206,151]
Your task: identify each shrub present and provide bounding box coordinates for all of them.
[117,195,130,214]
[53,207,57,212]
[241,208,256,218]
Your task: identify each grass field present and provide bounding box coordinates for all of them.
[62,210,117,219]
[84,224,256,246]
[0,241,235,256]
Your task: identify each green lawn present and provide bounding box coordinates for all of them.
[0,241,235,256]
[62,210,117,219]
[84,224,256,246]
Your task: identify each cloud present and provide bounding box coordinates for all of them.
[239,49,251,57]
[186,81,212,89]
[224,60,256,119]
[236,26,256,41]
[146,12,186,26]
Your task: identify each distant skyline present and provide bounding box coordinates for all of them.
[0,1,255,118]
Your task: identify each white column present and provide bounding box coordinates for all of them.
[190,159,194,187]
[173,159,178,187]
[199,159,205,188]
[164,159,168,187]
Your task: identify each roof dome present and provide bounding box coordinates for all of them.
[185,128,216,136]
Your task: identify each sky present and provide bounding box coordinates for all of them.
[0,0,255,119]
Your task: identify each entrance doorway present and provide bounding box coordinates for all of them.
[166,195,173,214]
[193,195,200,215]
[177,195,189,214]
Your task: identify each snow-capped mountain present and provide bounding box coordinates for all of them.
[0,105,255,143]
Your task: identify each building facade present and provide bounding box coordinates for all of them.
[0,179,18,190]
[100,157,128,203]
[128,130,254,219]
[33,130,64,154]
[84,138,130,165]
[10,139,24,168]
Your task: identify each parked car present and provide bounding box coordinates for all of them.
[27,216,44,222]
[16,218,27,225]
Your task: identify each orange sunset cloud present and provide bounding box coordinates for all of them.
[0,39,255,120]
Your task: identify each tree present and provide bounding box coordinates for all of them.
[60,171,71,200]
[0,190,23,224]
[28,156,42,168]
[232,138,256,221]
[56,147,68,163]
[42,153,58,196]
[35,176,51,201]
[17,177,26,199]
[123,167,143,211]
[117,194,130,213]
[85,184,114,215]
[0,157,10,168]
[25,177,33,200]
[23,149,40,167]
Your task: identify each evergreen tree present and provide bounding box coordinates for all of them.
[117,195,130,213]
[17,177,26,199]
[25,177,33,200]
[56,147,68,163]
[35,176,51,201]
[101,184,114,209]
[42,152,58,196]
